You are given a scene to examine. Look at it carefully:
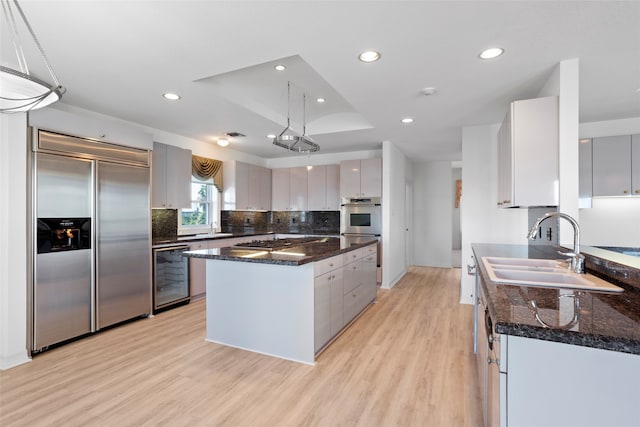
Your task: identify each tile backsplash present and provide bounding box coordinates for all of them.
[152,209,341,237]
[152,209,178,238]
[221,210,340,235]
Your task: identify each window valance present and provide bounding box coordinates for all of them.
[192,155,223,191]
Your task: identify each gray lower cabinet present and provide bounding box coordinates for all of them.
[189,241,209,299]
[314,271,332,352]
[314,243,376,354]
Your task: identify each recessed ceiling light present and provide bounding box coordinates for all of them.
[401,117,414,124]
[274,64,286,71]
[267,134,276,139]
[316,97,326,103]
[359,50,380,62]
[162,93,181,100]
[479,47,504,60]
[217,138,229,147]
[421,87,437,96]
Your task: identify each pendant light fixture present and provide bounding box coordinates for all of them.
[1,0,65,113]
[272,81,320,153]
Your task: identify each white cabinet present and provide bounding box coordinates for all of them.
[152,142,191,209]
[223,161,271,210]
[340,158,382,198]
[506,336,639,427]
[307,164,340,210]
[496,96,558,208]
[592,135,634,197]
[271,167,308,211]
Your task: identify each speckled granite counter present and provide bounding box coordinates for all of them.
[183,237,376,266]
[152,231,273,246]
[473,243,640,355]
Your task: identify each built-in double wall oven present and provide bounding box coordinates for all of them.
[340,197,382,266]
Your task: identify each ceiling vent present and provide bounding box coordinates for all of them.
[224,132,245,138]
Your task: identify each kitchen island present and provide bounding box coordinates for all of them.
[473,243,640,427]
[184,237,378,364]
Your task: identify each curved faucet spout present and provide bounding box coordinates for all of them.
[527,212,585,274]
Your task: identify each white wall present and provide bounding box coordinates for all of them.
[412,161,453,268]
[537,59,580,247]
[381,141,410,289]
[0,113,30,370]
[578,117,640,247]
[556,59,580,247]
[460,124,528,304]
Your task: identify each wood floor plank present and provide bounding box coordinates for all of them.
[0,266,482,427]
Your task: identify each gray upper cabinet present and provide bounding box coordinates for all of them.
[578,139,593,208]
[223,161,271,211]
[151,142,191,209]
[307,164,340,211]
[592,135,632,197]
[271,167,308,211]
[340,158,382,198]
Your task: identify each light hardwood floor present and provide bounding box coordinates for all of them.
[0,266,482,427]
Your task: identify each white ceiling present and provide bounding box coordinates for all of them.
[2,1,639,161]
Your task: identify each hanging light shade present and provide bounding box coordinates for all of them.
[272,81,320,154]
[1,0,65,113]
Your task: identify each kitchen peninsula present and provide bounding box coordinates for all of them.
[473,243,640,427]
[184,237,378,364]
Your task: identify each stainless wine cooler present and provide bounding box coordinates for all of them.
[153,245,190,312]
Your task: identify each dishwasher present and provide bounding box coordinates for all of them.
[153,245,190,312]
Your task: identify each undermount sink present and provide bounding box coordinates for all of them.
[481,257,623,293]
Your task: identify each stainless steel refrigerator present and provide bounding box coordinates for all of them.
[32,130,152,352]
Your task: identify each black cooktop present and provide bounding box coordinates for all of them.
[234,237,328,251]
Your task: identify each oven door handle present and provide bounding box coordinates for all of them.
[341,233,380,237]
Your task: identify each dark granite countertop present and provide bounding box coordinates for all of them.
[152,231,274,246]
[472,243,640,355]
[183,237,377,266]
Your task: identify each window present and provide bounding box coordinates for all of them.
[180,177,220,232]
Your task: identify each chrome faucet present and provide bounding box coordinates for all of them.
[527,212,585,274]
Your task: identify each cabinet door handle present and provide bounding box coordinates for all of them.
[623,190,629,194]
[635,189,640,194]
